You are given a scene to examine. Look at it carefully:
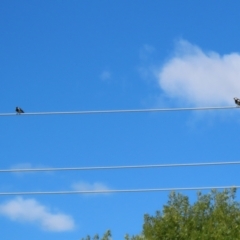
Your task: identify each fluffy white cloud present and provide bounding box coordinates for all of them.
[158,40,240,106]
[72,181,110,195]
[0,197,75,231]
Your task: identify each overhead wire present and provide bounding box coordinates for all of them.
[2,161,240,173]
[0,106,238,117]
[1,106,239,196]
[0,186,238,196]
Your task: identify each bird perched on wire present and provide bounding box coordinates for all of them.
[234,97,240,106]
[16,107,24,114]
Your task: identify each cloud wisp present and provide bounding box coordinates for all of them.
[139,44,155,61]
[71,181,110,195]
[0,197,75,232]
[157,40,240,106]
[10,163,53,176]
[100,70,111,81]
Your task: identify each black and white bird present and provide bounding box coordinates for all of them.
[16,107,24,114]
[234,97,240,106]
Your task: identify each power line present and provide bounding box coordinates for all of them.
[0,186,238,196]
[3,161,240,173]
[0,106,238,117]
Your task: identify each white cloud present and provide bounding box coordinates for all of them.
[157,40,240,106]
[71,181,110,195]
[0,197,75,232]
[100,71,111,81]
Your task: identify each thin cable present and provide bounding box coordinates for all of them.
[0,106,238,116]
[0,186,238,196]
[3,161,240,173]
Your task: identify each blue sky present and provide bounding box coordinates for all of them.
[1,1,240,239]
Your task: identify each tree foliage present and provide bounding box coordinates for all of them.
[81,188,240,240]
[142,188,240,240]
[81,230,112,240]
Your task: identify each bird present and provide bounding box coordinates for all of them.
[234,97,240,106]
[16,107,24,114]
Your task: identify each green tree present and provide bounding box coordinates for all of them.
[81,230,112,240]
[142,188,240,240]
[81,188,240,240]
